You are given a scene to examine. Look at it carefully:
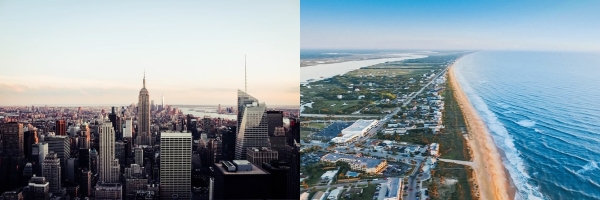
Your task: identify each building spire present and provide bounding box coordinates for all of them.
[143,69,146,88]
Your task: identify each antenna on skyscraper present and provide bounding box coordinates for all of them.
[245,54,247,93]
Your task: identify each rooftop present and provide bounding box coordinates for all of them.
[214,163,268,175]
[161,132,191,138]
[343,119,377,132]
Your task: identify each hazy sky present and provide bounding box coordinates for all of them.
[0,1,299,106]
[302,1,600,51]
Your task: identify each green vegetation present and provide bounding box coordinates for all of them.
[302,163,328,186]
[354,184,377,200]
[427,162,474,200]
[304,99,368,114]
[373,76,471,161]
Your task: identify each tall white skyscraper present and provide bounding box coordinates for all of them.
[161,94,164,109]
[235,90,270,160]
[99,120,120,183]
[137,72,151,146]
[160,132,192,199]
[123,118,132,138]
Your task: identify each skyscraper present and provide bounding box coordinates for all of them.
[266,110,283,137]
[42,152,61,194]
[1,122,24,159]
[246,147,278,169]
[123,118,133,138]
[45,135,70,180]
[235,90,270,160]
[98,120,120,183]
[79,123,90,149]
[137,72,151,146]
[134,147,144,165]
[55,120,66,136]
[160,132,192,199]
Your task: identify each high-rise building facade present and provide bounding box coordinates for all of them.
[235,90,270,160]
[1,122,24,159]
[79,123,90,149]
[124,164,147,198]
[45,135,70,180]
[246,147,278,169]
[55,120,66,136]
[32,142,49,175]
[266,111,283,137]
[42,152,61,194]
[134,147,144,165]
[160,132,192,199]
[137,73,151,146]
[123,118,133,138]
[99,120,120,183]
[26,176,50,200]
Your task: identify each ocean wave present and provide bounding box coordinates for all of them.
[576,161,598,174]
[455,65,547,200]
[516,120,536,128]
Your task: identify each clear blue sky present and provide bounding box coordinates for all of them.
[0,1,299,106]
[301,1,600,51]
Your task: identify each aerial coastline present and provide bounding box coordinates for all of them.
[448,61,513,200]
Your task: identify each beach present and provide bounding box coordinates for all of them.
[448,65,514,200]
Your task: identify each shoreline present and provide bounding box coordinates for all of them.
[448,62,514,199]
[300,55,427,83]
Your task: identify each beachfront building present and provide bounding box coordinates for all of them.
[300,192,310,200]
[321,153,387,174]
[327,187,343,200]
[330,119,378,146]
[311,191,325,200]
[375,177,403,200]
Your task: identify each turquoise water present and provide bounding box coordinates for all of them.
[454,51,600,200]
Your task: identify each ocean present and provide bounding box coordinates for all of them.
[454,51,600,200]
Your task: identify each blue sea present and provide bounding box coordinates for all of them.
[454,51,600,200]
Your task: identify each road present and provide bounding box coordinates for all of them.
[438,158,476,168]
[300,114,383,118]
[406,159,424,200]
[301,179,388,191]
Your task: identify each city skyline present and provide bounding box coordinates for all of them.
[0,1,300,106]
[301,0,600,51]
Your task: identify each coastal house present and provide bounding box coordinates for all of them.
[311,191,326,200]
[327,187,343,200]
[321,170,339,180]
[429,143,440,157]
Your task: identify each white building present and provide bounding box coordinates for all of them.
[430,143,440,157]
[300,192,310,200]
[320,170,338,180]
[160,132,192,199]
[327,187,343,200]
[123,119,132,138]
[99,120,120,183]
[330,120,378,145]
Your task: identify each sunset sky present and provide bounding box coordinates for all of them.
[0,1,299,106]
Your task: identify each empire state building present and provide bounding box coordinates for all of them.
[137,73,151,146]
